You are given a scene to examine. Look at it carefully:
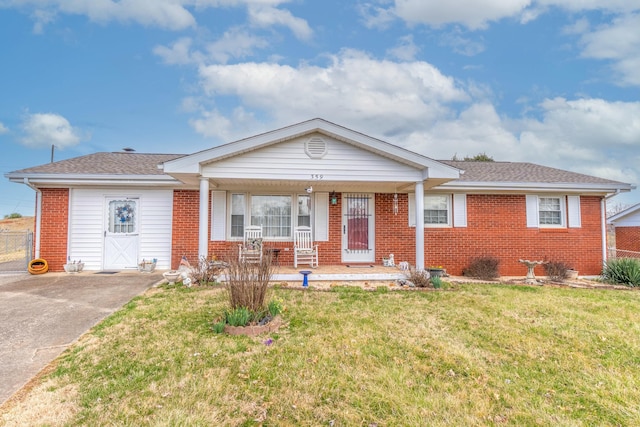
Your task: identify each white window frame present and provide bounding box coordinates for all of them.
[424,194,452,227]
[527,195,567,228]
[228,192,313,241]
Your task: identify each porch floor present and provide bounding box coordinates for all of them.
[269,263,407,282]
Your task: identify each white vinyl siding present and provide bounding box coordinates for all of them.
[68,189,173,271]
[201,133,424,183]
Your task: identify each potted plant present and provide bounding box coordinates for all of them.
[63,259,84,273]
[138,258,157,273]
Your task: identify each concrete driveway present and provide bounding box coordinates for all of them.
[0,271,163,405]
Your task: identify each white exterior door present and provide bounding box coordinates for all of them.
[342,193,375,263]
[104,198,139,269]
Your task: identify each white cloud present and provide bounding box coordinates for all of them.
[0,122,8,134]
[3,0,308,33]
[20,113,88,148]
[440,28,485,56]
[206,27,270,63]
[192,49,468,139]
[247,4,312,40]
[393,0,531,30]
[358,2,397,29]
[577,13,640,86]
[153,37,201,65]
[386,35,419,61]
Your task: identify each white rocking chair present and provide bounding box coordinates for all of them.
[293,226,318,268]
[238,225,263,263]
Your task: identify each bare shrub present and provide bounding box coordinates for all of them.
[406,267,431,287]
[190,256,226,285]
[225,253,274,313]
[463,256,500,280]
[544,261,570,282]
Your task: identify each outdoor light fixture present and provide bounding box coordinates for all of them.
[330,191,338,205]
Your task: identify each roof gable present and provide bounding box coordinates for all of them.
[162,118,460,180]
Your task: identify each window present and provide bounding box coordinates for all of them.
[230,194,245,238]
[297,194,311,227]
[526,195,571,228]
[424,195,450,226]
[251,195,292,238]
[108,200,136,234]
[539,197,562,225]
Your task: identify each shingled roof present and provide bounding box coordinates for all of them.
[439,160,627,185]
[9,152,184,176]
[6,152,630,192]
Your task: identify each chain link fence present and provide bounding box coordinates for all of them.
[0,231,33,272]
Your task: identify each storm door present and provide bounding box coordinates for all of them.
[342,193,375,263]
[103,198,139,269]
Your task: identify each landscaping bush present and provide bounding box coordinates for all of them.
[463,256,500,280]
[406,267,431,287]
[544,260,570,282]
[602,258,640,287]
[225,254,274,313]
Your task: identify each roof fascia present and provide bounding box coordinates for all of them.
[6,173,181,187]
[608,202,640,223]
[438,181,634,193]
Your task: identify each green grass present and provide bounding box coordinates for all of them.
[3,284,640,426]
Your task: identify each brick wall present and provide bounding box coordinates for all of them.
[615,226,640,252]
[38,188,69,272]
[200,192,606,276]
[171,190,200,269]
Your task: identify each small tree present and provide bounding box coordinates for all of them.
[3,213,22,219]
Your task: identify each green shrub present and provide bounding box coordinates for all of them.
[544,261,570,282]
[212,320,226,334]
[463,256,500,280]
[602,258,640,287]
[431,275,443,289]
[267,299,283,317]
[225,307,252,327]
[3,212,22,219]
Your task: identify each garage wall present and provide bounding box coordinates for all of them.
[68,188,173,270]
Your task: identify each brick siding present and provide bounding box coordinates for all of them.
[38,188,69,272]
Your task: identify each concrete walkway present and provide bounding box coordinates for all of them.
[0,271,163,405]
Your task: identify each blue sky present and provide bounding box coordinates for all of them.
[1,0,639,217]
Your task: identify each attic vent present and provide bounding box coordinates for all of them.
[305,137,328,158]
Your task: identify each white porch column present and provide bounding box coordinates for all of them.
[415,181,425,270]
[199,177,210,259]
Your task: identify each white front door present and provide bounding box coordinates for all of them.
[342,193,375,263]
[104,198,139,269]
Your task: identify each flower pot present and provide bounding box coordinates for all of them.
[138,261,157,273]
[64,263,84,273]
[163,270,182,284]
[566,269,578,280]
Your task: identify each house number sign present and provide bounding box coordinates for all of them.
[311,174,324,180]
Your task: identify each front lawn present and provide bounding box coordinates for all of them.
[3,284,640,426]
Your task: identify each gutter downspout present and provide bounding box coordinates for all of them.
[602,189,621,268]
[23,178,42,259]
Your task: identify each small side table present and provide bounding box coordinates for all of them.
[299,270,312,288]
[266,248,281,266]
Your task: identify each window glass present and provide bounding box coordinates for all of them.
[539,197,562,225]
[108,200,136,233]
[297,194,311,227]
[231,194,245,237]
[424,195,449,224]
[251,195,292,238]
